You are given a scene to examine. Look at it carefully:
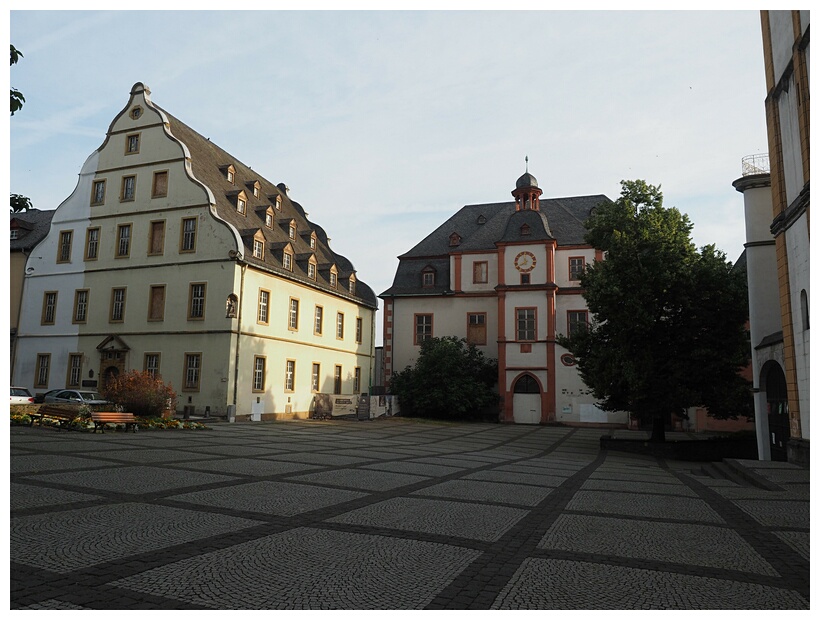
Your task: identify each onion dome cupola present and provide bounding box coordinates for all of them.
[512,156,542,211]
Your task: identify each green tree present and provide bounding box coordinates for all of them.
[11,45,32,213]
[10,44,25,116]
[558,180,751,442]
[10,193,32,213]
[389,336,498,421]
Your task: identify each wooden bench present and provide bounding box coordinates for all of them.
[29,405,80,431]
[90,412,138,433]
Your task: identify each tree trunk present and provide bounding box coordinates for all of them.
[650,412,666,442]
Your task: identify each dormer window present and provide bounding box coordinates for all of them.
[283,251,293,271]
[422,267,436,287]
[477,215,487,225]
[234,190,248,215]
[348,275,356,295]
[253,239,264,259]
[309,234,317,250]
[449,232,461,247]
[265,212,273,228]
[223,164,236,184]
[329,270,337,288]
[275,195,283,210]
[308,262,317,280]
[289,223,297,240]
[11,229,19,240]
[520,223,531,236]
[250,181,261,198]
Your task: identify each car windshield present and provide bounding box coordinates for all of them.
[79,392,104,400]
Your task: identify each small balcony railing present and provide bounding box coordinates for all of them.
[741,153,770,176]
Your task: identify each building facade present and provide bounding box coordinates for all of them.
[757,10,809,463]
[12,83,378,420]
[10,209,55,378]
[381,169,626,426]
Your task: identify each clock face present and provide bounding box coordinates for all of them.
[514,251,536,273]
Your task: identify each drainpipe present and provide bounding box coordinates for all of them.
[231,258,246,422]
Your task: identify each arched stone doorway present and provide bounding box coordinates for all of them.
[762,360,789,461]
[513,373,541,424]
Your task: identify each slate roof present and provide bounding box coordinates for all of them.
[381,194,610,298]
[10,209,55,252]
[157,107,378,309]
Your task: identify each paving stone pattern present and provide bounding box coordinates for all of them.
[10,421,809,610]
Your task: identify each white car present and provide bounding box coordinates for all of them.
[10,387,34,405]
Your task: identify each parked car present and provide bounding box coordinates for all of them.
[43,390,111,406]
[10,386,34,405]
[34,389,62,404]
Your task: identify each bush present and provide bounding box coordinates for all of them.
[101,370,177,418]
[389,336,498,421]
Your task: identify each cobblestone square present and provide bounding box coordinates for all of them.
[9,421,809,610]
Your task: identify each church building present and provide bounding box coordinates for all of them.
[381,168,626,426]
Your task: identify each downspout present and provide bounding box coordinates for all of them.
[232,258,246,419]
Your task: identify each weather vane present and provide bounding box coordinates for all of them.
[525,155,529,172]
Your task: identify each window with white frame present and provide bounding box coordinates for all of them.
[253,356,266,391]
[258,290,270,324]
[285,360,296,391]
[314,306,323,335]
[336,312,344,339]
[288,298,299,330]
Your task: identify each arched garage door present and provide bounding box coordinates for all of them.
[513,374,541,424]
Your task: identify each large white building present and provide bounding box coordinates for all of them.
[734,11,809,464]
[381,169,625,426]
[12,83,378,420]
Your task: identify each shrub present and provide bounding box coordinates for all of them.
[101,370,177,418]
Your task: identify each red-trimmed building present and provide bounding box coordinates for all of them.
[381,169,625,426]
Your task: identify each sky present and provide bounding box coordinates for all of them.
[8,7,770,344]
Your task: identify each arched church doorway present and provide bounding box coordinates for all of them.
[762,361,789,461]
[512,374,541,424]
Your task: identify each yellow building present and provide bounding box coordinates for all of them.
[12,83,377,420]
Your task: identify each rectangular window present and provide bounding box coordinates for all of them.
[181,217,197,252]
[91,179,106,205]
[85,227,100,260]
[569,257,585,281]
[336,312,344,339]
[184,353,202,391]
[308,262,316,280]
[121,175,136,201]
[311,363,320,392]
[41,292,57,325]
[73,290,89,324]
[144,353,160,378]
[117,224,131,257]
[356,317,363,344]
[188,283,206,319]
[289,224,296,240]
[149,221,165,256]
[314,306,323,335]
[148,285,165,321]
[258,290,270,324]
[473,261,488,284]
[283,252,293,271]
[467,312,487,345]
[35,354,50,388]
[354,367,361,394]
[415,314,433,345]
[110,287,126,322]
[253,356,266,392]
[288,298,299,330]
[516,308,536,341]
[568,310,589,337]
[520,273,531,285]
[253,239,263,258]
[67,354,83,387]
[285,360,296,391]
[152,170,168,198]
[333,365,342,395]
[57,230,73,263]
[237,197,246,214]
[330,272,337,288]
[422,271,435,287]
[126,133,140,154]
